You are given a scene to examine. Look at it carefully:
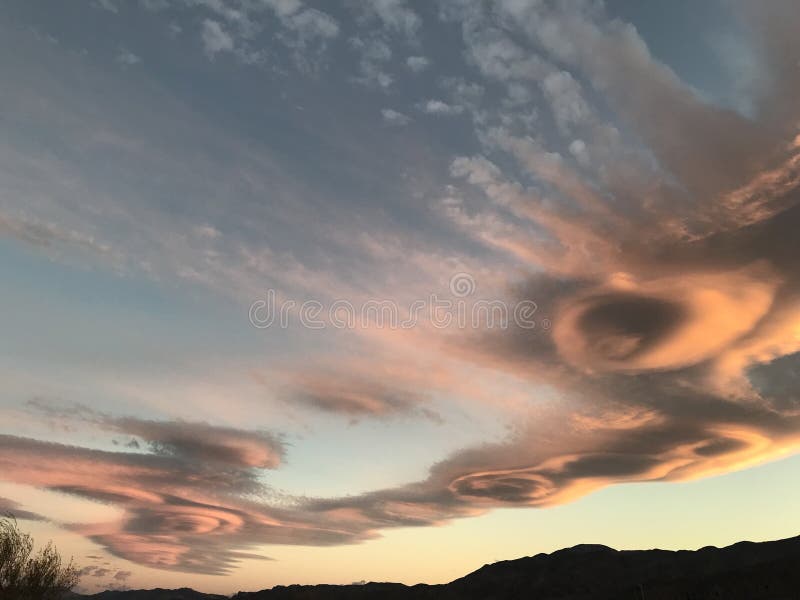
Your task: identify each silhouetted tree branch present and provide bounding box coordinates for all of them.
[0,515,79,600]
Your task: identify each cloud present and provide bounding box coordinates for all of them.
[381,108,411,126]
[541,71,590,134]
[280,370,436,421]
[5,0,800,580]
[0,213,113,256]
[279,8,339,44]
[406,55,430,72]
[351,0,421,38]
[79,566,112,578]
[270,0,800,537]
[552,267,778,374]
[260,0,339,66]
[146,0,340,67]
[0,496,44,521]
[29,401,286,469]
[568,139,589,167]
[0,431,359,574]
[303,364,800,523]
[419,99,464,116]
[201,19,234,57]
[498,0,775,201]
[459,23,550,83]
[116,419,285,469]
[116,48,142,66]
[351,36,394,89]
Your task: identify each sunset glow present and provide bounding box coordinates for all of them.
[2,1,800,595]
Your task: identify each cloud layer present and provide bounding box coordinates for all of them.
[2,0,800,581]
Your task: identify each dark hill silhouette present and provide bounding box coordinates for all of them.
[74,534,800,600]
[70,588,226,600]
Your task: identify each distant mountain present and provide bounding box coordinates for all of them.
[71,588,226,600]
[74,534,800,600]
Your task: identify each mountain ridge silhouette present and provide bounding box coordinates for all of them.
[72,533,800,599]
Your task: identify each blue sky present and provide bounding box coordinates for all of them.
[2,0,800,594]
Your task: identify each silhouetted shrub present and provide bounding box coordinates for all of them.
[0,516,79,600]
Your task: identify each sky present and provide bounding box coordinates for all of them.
[2,0,800,594]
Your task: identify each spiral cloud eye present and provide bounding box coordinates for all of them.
[576,293,687,361]
[553,268,777,373]
[126,505,246,536]
[449,470,555,504]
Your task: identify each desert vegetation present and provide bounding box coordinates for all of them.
[0,516,79,600]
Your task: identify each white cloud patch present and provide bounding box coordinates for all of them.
[351,37,394,89]
[157,0,339,68]
[463,26,550,83]
[569,139,590,167]
[201,19,235,57]
[419,99,464,116]
[381,108,411,126]
[116,49,142,66]
[259,0,339,48]
[281,8,340,44]
[406,55,430,72]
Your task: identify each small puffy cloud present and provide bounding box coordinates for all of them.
[569,139,590,167]
[381,108,411,126]
[285,8,339,43]
[419,99,464,116]
[116,49,141,66]
[464,26,550,82]
[201,19,235,57]
[442,77,485,114]
[351,37,394,89]
[261,1,339,46]
[406,55,430,72]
